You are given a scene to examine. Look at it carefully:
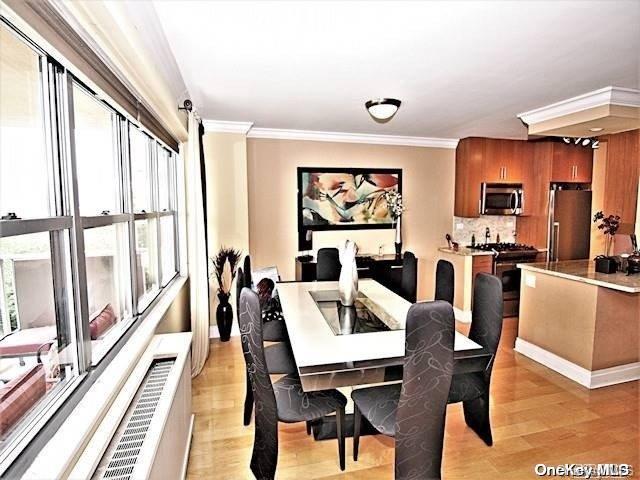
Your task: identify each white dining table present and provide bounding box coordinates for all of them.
[277,279,490,392]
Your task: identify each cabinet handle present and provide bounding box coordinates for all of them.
[574,165,578,180]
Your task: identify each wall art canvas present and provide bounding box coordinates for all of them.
[297,167,402,230]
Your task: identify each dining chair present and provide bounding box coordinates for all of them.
[434,259,455,305]
[447,272,503,446]
[316,247,341,281]
[239,288,347,478]
[351,300,455,480]
[237,268,296,426]
[243,255,253,289]
[400,251,417,303]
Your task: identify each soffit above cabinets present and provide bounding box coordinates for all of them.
[518,87,640,137]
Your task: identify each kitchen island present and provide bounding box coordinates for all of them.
[516,260,640,388]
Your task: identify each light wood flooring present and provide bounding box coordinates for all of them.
[187,319,639,479]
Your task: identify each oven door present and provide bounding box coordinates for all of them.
[494,260,522,317]
[481,184,523,215]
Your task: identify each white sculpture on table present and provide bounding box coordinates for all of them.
[338,240,358,306]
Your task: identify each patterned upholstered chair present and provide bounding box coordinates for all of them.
[434,259,455,305]
[400,251,417,303]
[316,248,340,281]
[447,273,503,446]
[239,288,347,478]
[237,268,296,426]
[351,301,455,480]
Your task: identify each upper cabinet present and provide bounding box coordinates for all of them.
[455,137,593,218]
[551,143,593,183]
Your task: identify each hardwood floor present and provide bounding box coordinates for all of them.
[187,319,639,479]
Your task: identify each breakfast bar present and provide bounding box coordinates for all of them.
[515,260,640,388]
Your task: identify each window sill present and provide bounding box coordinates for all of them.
[17,275,188,480]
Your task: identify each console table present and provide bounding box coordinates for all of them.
[295,254,407,294]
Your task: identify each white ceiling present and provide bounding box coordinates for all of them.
[153,0,640,140]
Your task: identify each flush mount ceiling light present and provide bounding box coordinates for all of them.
[589,127,604,132]
[365,98,401,123]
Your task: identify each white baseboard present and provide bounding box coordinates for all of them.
[453,307,472,323]
[209,324,240,339]
[514,337,640,389]
[181,414,195,480]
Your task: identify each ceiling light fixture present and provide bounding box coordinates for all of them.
[589,127,604,132]
[582,138,592,147]
[365,98,401,123]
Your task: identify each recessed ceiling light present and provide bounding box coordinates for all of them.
[365,98,401,122]
[589,127,604,132]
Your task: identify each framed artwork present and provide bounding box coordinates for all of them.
[297,167,402,232]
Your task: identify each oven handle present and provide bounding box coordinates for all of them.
[510,190,518,214]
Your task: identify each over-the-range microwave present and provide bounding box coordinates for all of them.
[480,183,524,215]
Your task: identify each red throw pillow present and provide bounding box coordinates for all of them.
[89,304,117,340]
[0,364,46,435]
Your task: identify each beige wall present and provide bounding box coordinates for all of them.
[202,132,251,325]
[246,138,456,300]
[155,279,191,333]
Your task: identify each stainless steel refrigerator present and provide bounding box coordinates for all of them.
[548,189,592,261]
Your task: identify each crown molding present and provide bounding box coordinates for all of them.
[246,128,459,149]
[202,119,254,134]
[518,86,640,125]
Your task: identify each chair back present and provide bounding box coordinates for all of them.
[469,273,503,380]
[434,259,455,305]
[395,301,455,480]
[236,268,244,312]
[238,288,278,478]
[316,248,340,281]
[400,251,417,303]
[243,255,253,288]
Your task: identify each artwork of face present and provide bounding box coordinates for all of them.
[300,170,400,227]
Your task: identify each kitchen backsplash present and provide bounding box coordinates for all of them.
[452,216,517,246]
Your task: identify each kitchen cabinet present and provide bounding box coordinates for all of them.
[483,139,523,183]
[602,129,640,236]
[551,143,593,183]
[455,138,486,217]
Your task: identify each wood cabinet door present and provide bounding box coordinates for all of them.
[483,139,506,182]
[551,143,575,182]
[572,148,593,183]
[551,143,593,182]
[455,138,485,217]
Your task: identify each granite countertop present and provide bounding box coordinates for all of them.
[518,260,640,294]
[438,247,495,257]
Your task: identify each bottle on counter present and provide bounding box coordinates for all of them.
[471,233,476,246]
[496,233,501,243]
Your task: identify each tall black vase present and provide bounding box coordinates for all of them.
[216,293,233,342]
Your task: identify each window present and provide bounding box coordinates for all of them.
[129,126,152,214]
[0,19,183,469]
[84,224,132,362]
[0,21,78,458]
[72,84,120,216]
[0,24,51,219]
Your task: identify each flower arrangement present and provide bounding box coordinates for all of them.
[383,190,406,220]
[593,211,621,257]
[211,247,242,297]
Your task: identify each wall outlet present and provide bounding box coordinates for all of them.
[455,223,464,230]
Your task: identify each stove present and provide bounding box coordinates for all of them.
[468,243,541,317]
[468,243,539,261]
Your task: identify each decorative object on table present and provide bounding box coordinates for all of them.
[627,234,640,275]
[298,167,402,232]
[338,240,359,307]
[211,246,242,341]
[445,233,452,249]
[593,211,621,274]
[451,241,459,252]
[384,190,406,258]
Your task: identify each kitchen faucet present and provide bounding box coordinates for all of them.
[485,227,491,244]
